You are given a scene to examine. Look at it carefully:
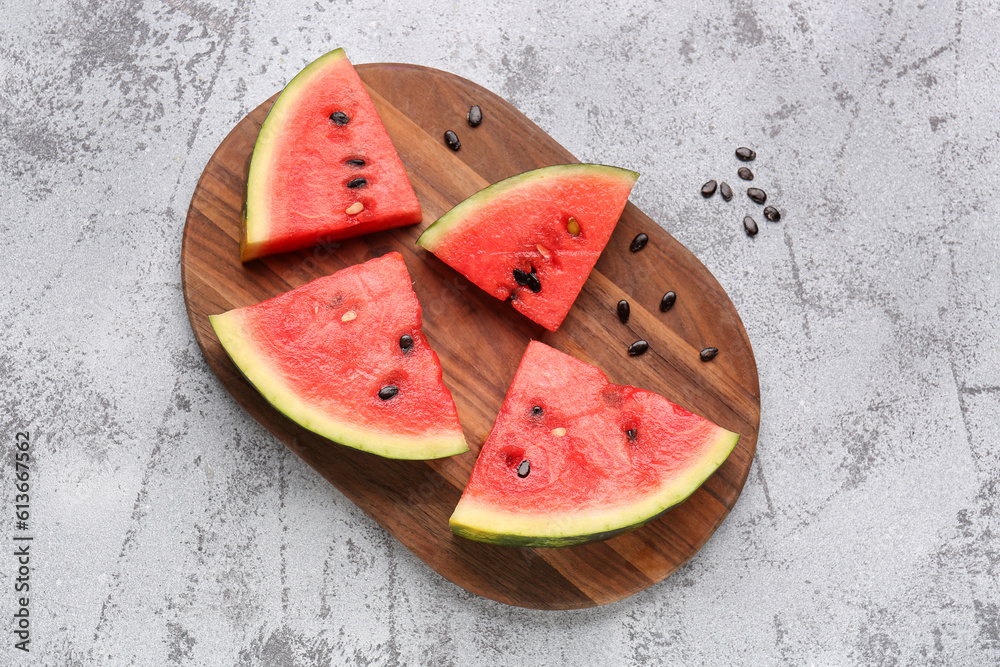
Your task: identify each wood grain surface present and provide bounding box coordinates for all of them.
[181,63,760,610]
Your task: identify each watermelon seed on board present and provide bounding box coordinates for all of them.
[629,233,649,252]
[700,347,719,362]
[617,299,630,324]
[444,130,461,150]
[628,340,649,356]
[467,105,483,127]
[659,291,676,312]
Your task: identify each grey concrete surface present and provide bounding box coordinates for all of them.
[2,0,998,664]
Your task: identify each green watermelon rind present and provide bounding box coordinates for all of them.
[209,309,470,461]
[448,429,739,547]
[243,48,350,259]
[414,163,640,251]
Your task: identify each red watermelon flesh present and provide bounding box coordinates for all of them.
[242,48,422,261]
[449,341,739,546]
[416,164,638,331]
[209,253,467,460]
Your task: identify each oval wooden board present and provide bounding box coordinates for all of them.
[182,63,760,610]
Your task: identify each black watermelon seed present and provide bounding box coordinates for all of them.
[346,177,367,189]
[744,215,759,236]
[468,105,483,127]
[378,385,399,400]
[617,299,630,324]
[329,111,350,125]
[444,130,461,151]
[736,146,756,161]
[626,428,637,441]
[346,158,365,167]
[700,347,719,362]
[526,272,542,293]
[747,187,767,204]
[399,334,413,351]
[517,459,531,478]
[513,268,530,286]
[628,340,649,357]
[660,291,676,312]
[531,405,543,417]
[720,182,733,200]
[738,167,754,181]
[629,233,649,253]
[701,180,717,198]
[764,206,781,222]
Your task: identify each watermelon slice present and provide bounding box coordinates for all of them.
[450,341,739,546]
[416,164,638,331]
[209,253,467,460]
[242,48,422,261]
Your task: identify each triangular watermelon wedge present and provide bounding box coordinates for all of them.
[242,48,422,261]
[416,164,638,331]
[209,253,468,460]
[450,341,739,546]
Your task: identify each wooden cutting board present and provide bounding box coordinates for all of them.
[181,63,760,610]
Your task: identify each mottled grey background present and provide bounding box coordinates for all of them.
[2,0,998,664]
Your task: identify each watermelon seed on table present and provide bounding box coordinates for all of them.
[747,187,767,204]
[346,178,367,188]
[720,181,733,200]
[329,111,350,125]
[738,167,754,181]
[743,215,759,236]
[764,206,781,221]
[701,180,717,198]
[378,385,400,400]
[399,334,413,352]
[736,146,756,161]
